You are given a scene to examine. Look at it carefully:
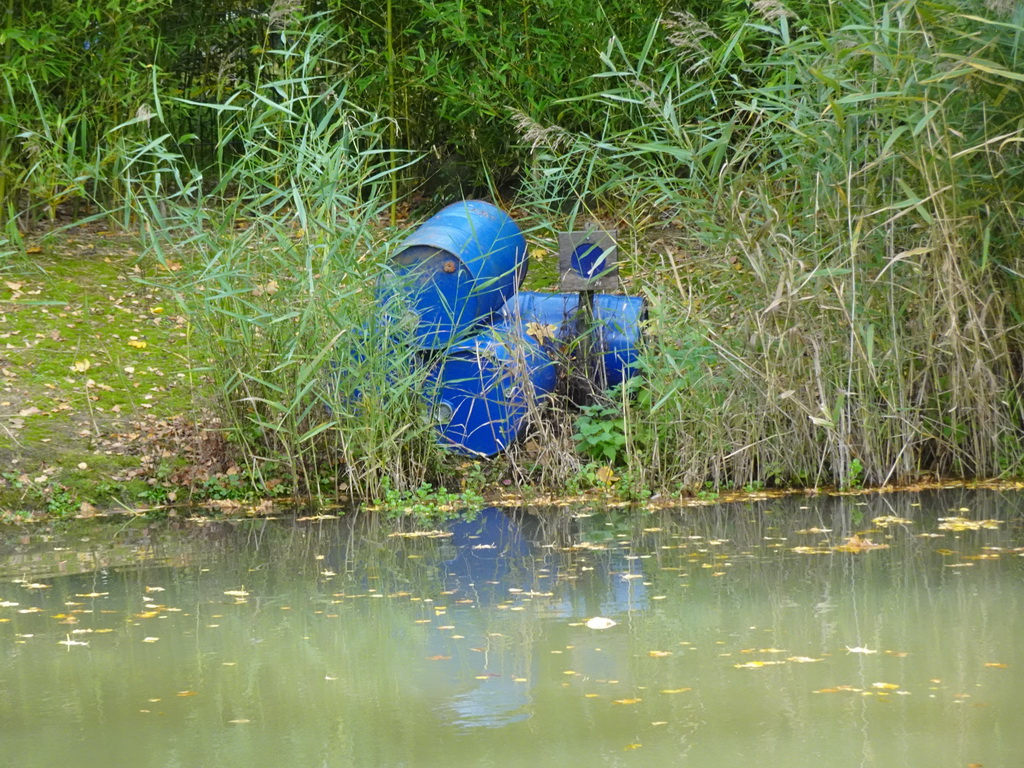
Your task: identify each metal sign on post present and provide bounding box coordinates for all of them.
[558,229,619,292]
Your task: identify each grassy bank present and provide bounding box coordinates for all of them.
[3,1,1024,518]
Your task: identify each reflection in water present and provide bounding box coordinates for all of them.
[443,508,533,728]
[0,489,1023,767]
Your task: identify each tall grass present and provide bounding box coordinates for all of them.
[124,24,442,501]
[514,0,1024,491]
[18,0,1024,499]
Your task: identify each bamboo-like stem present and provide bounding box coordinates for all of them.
[386,0,397,226]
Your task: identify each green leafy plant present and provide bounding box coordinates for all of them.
[376,479,483,522]
[574,401,627,465]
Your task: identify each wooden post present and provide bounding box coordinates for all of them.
[558,229,618,403]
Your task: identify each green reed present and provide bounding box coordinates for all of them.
[513,0,1024,491]
[117,24,444,501]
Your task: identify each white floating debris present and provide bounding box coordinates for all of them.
[585,617,617,630]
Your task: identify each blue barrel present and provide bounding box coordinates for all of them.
[497,290,580,343]
[378,201,527,350]
[498,291,646,390]
[424,320,557,456]
[593,294,646,389]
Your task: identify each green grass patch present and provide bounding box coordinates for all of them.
[0,228,218,512]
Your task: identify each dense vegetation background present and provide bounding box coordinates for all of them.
[3,0,1024,504]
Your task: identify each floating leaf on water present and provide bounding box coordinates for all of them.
[223,589,249,598]
[835,535,889,552]
[795,527,832,534]
[142,637,159,643]
[585,617,617,630]
[613,698,643,705]
[660,688,692,694]
[22,583,51,590]
[624,744,642,750]
[787,656,823,663]
[648,651,672,658]
[845,646,878,654]
[427,655,450,661]
[872,516,913,527]
[228,719,250,724]
[984,662,1009,669]
[176,691,198,697]
[734,661,785,669]
[872,682,901,690]
[938,517,1002,531]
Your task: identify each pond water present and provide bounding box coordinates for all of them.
[2,488,1023,768]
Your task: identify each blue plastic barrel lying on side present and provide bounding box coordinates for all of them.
[497,290,580,344]
[592,293,646,388]
[498,290,646,390]
[425,320,557,456]
[377,201,527,350]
